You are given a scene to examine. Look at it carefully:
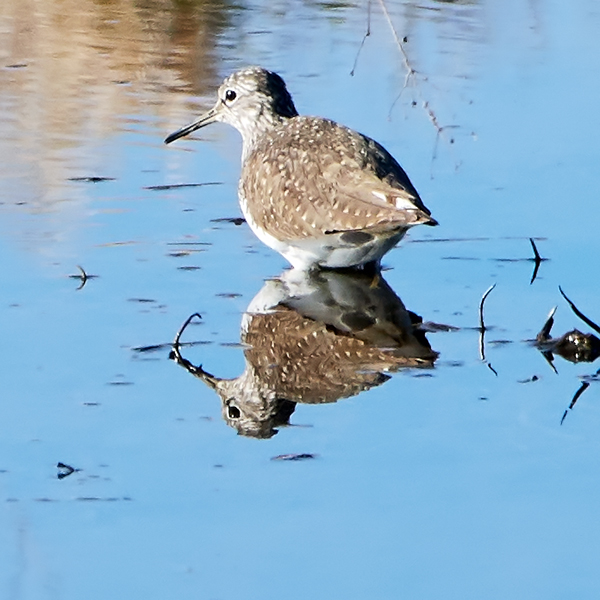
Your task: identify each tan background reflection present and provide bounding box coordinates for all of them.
[0,0,232,207]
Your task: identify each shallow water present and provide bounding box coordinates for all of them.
[2,1,600,598]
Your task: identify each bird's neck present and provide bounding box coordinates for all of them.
[240,112,291,163]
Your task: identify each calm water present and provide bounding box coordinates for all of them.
[1,1,600,598]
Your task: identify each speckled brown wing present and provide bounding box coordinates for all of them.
[240,116,434,241]
[242,306,431,404]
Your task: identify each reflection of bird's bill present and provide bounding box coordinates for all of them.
[164,105,219,144]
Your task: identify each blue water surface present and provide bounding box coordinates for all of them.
[1,1,600,598]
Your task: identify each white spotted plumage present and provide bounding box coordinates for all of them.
[165,66,437,269]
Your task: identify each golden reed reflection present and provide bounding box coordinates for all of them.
[0,0,233,205]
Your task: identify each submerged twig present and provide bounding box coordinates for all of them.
[561,381,591,425]
[540,350,558,374]
[569,381,591,411]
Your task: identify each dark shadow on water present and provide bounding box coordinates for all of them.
[171,268,437,438]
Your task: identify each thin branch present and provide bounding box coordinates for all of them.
[173,313,202,347]
[561,381,590,425]
[569,381,590,410]
[559,287,600,335]
[169,313,219,389]
[350,0,372,76]
[478,284,496,367]
[75,265,88,290]
[535,306,559,373]
[529,238,547,284]
[541,350,558,374]
[376,0,414,77]
[479,284,496,332]
[529,237,542,261]
[376,0,453,150]
[537,306,557,342]
[348,0,458,167]
[69,265,97,290]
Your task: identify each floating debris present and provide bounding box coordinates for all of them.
[167,241,212,247]
[582,368,600,384]
[68,265,98,290]
[271,453,317,462]
[419,321,460,333]
[518,375,539,384]
[144,182,222,191]
[210,217,246,226]
[536,292,600,366]
[167,250,196,258]
[133,338,211,354]
[57,462,80,480]
[76,496,132,502]
[410,237,492,244]
[132,343,169,353]
[68,176,115,183]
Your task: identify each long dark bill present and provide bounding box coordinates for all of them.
[164,106,218,144]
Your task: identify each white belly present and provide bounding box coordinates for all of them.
[240,201,406,269]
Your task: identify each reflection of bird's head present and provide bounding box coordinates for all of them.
[216,372,296,439]
[171,268,437,439]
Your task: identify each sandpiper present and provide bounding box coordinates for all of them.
[165,66,437,270]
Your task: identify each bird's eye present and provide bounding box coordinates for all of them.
[227,403,241,419]
[225,89,237,103]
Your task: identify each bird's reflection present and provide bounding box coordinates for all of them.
[171,269,437,438]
